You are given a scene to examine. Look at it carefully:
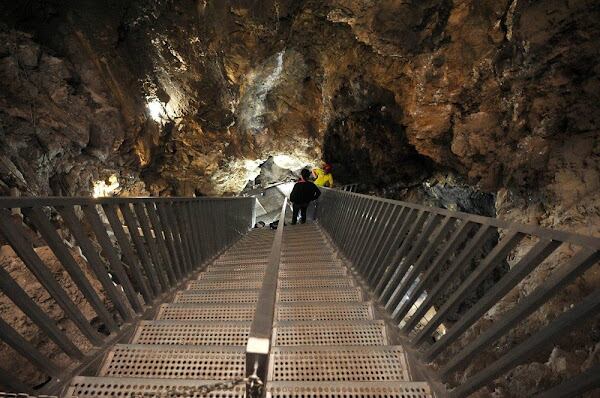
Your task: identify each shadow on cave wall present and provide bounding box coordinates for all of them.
[322,80,434,188]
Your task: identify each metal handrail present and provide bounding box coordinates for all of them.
[0,196,254,395]
[245,198,287,397]
[316,188,600,398]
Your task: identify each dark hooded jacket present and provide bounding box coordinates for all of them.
[290,180,321,205]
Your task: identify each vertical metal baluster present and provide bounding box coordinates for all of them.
[160,202,188,277]
[185,201,201,266]
[0,367,35,395]
[355,202,391,275]
[133,202,175,286]
[145,202,180,282]
[0,317,60,377]
[392,220,475,324]
[367,206,407,285]
[346,199,377,259]
[165,202,191,276]
[59,206,132,322]
[373,208,418,295]
[382,213,444,310]
[412,230,523,346]
[25,206,118,333]
[0,265,84,359]
[156,202,185,280]
[359,203,397,277]
[400,224,493,334]
[378,210,429,302]
[82,205,143,314]
[0,209,105,345]
[173,202,195,270]
[385,216,454,312]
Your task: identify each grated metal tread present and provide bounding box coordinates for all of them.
[187,279,263,290]
[213,258,269,265]
[278,277,354,289]
[67,377,245,397]
[269,346,410,382]
[206,263,267,272]
[174,289,259,304]
[279,268,346,278]
[198,270,265,280]
[100,344,244,379]
[277,287,362,303]
[156,303,256,321]
[132,321,250,346]
[266,381,432,398]
[275,302,375,321]
[273,320,387,346]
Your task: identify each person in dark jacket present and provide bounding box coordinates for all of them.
[290,169,321,225]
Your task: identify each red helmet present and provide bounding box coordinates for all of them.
[323,163,332,173]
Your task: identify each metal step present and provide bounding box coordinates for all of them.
[278,277,354,289]
[174,289,259,304]
[67,377,245,397]
[277,287,362,303]
[156,303,256,321]
[100,344,244,379]
[198,270,265,280]
[187,279,263,290]
[132,320,250,346]
[213,257,269,265]
[266,381,432,398]
[268,346,410,382]
[273,320,387,346]
[204,263,267,273]
[275,302,375,321]
[279,268,346,278]
[279,262,343,270]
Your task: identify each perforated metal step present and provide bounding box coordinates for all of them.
[273,320,387,346]
[277,287,362,303]
[187,279,263,290]
[174,289,259,304]
[156,303,256,321]
[279,268,346,278]
[278,277,354,289]
[269,346,410,382]
[275,302,375,321]
[214,258,269,265]
[266,381,432,398]
[67,377,245,398]
[198,270,265,280]
[206,263,267,272]
[132,321,250,346]
[100,345,244,379]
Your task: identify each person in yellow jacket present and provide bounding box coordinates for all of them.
[312,163,334,187]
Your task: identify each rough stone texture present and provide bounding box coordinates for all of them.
[0,242,113,386]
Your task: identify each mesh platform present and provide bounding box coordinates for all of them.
[278,277,354,289]
[277,288,362,303]
[156,303,256,321]
[198,270,265,280]
[269,346,410,382]
[275,302,375,321]
[132,321,250,346]
[273,320,388,346]
[67,377,245,398]
[266,382,432,398]
[174,289,259,304]
[187,279,263,290]
[100,345,244,379]
[279,268,346,278]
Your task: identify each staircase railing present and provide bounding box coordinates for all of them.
[317,188,600,398]
[245,198,287,397]
[0,196,254,395]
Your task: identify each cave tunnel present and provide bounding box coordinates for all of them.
[0,1,599,397]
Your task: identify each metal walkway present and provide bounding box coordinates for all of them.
[66,224,432,397]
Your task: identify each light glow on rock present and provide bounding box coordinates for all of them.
[93,174,119,198]
[147,99,164,122]
[273,154,307,171]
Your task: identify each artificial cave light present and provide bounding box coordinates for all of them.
[92,174,119,198]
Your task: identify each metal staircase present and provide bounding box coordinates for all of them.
[65,223,432,397]
[0,193,598,397]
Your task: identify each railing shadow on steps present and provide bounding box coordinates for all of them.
[0,196,255,396]
[316,188,600,398]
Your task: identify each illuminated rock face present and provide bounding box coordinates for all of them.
[0,0,598,212]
